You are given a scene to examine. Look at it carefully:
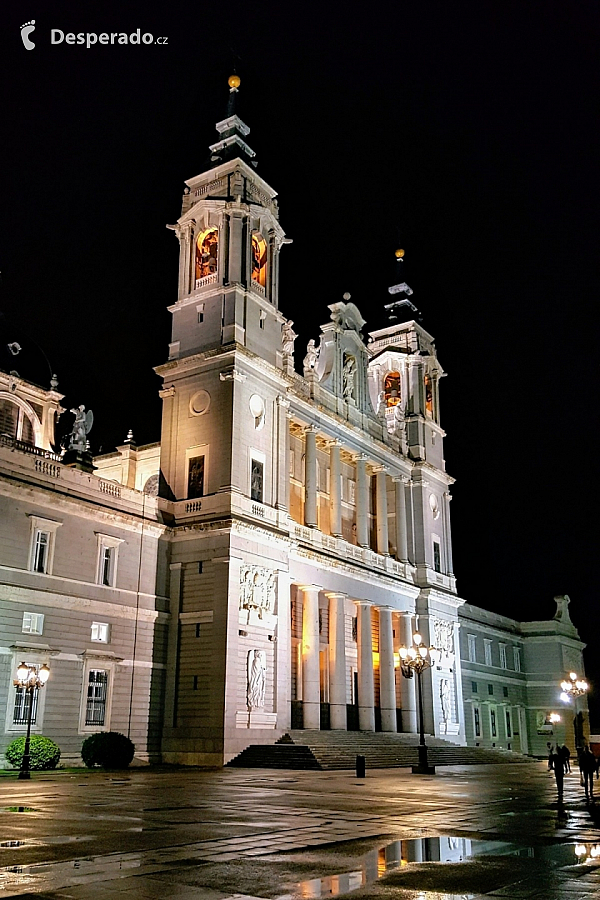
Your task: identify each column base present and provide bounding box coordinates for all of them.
[412,764,436,775]
[303,701,321,730]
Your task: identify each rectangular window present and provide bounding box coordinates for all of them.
[188,455,205,499]
[352,617,358,642]
[503,685,509,698]
[433,541,441,573]
[473,705,481,738]
[505,708,512,738]
[100,546,114,586]
[13,684,38,726]
[289,450,295,478]
[250,459,264,503]
[467,634,477,663]
[91,622,110,643]
[471,681,478,693]
[490,707,497,738]
[488,683,494,695]
[484,639,493,667]
[22,612,44,635]
[197,303,205,323]
[513,647,521,672]
[33,530,49,573]
[85,670,108,726]
[499,644,507,669]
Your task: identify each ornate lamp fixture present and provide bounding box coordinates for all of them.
[398,632,440,774]
[559,671,589,751]
[13,663,50,780]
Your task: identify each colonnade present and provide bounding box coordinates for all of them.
[302,429,410,563]
[297,585,418,733]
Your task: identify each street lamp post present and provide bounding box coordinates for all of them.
[13,662,50,780]
[560,671,589,751]
[399,631,439,775]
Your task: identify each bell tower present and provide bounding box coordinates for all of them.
[166,75,289,367]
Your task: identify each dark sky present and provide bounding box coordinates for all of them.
[1,3,599,721]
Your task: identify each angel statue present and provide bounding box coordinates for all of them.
[68,405,94,452]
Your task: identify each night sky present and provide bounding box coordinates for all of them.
[1,3,599,721]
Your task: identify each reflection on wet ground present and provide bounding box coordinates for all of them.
[291,835,594,898]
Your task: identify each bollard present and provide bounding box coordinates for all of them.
[356,754,366,778]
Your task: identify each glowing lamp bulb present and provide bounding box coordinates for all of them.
[413,633,422,646]
[560,692,570,703]
[395,248,405,259]
[575,844,586,857]
[228,74,241,90]
[38,664,50,684]
[16,662,29,682]
[399,647,407,660]
[570,672,578,681]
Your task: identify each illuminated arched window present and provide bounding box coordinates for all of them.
[384,371,401,407]
[0,398,35,445]
[424,373,433,417]
[195,228,218,282]
[251,233,267,287]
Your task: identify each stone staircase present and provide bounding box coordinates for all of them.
[227,729,533,770]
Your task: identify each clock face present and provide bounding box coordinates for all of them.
[429,493,440,519]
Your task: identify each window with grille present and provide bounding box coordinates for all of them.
[473,705,481,738]
[433,541,441,573]
[13,685,38,726]
[250,459,264,503]
[85,669,108,726]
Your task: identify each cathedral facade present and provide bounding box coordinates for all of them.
[0,84,587,766]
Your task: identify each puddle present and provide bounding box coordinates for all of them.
[2,807,36,813]
[291,836,593,899]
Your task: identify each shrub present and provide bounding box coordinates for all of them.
[81,732,135,769]
[5,735,61,770]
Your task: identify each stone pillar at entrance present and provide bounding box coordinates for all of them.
[356,601,375,731]
[375,468,389,555]
[393,476,409,563]
[378,607,397,732]
[304,427,318,528]
[398,611,417,733]
[329,441,342,537]
[355,454,369,548]
[326,592,347,729]
[298,584,321,729]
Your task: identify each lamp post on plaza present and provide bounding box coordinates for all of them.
[13,662,50,780]
[399,632,439,775]
[560,671,589,752]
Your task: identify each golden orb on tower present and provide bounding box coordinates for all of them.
[395,248,405,259]
[228,74,241,90]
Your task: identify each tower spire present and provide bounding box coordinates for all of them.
[208,75,257,169]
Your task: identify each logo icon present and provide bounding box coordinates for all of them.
[20,20,36,50]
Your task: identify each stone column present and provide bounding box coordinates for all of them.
[356,601,375,731]
[355,454,369,548]
[398,612,417,733]
[299,585,321,729]
[393,476,409,562]
[378,606,397,732]
[164,563,183,729]
[329,441,342,537]
[304,427,318,528]
[374,467,389,556]
[275,396,290,511]
[326,592,347,729]
[443,491,454,575]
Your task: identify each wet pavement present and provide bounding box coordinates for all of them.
[0,762,599,898]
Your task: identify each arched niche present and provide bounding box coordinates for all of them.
[195,228,218,282]
[0,393,41,446]
[251,232,267,287]
[384,371,401,407]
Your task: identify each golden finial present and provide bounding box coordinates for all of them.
[395,248,405,259]
[228,74,241,91]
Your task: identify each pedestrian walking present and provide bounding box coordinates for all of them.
[547,742,554,770]
[561,744,571,774]
[551,749,566,801]
[579,746,596,802]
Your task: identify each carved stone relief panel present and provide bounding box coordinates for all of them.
[432,617,455,663]
[239,564,277,628]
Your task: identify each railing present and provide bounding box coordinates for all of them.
[0,434,62,461]
[34,459,60,478]
[195,273,217,290]
[288,521,407,578]
[249,280,266,297]
[99,480,122,498]
[193,177,225,197]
